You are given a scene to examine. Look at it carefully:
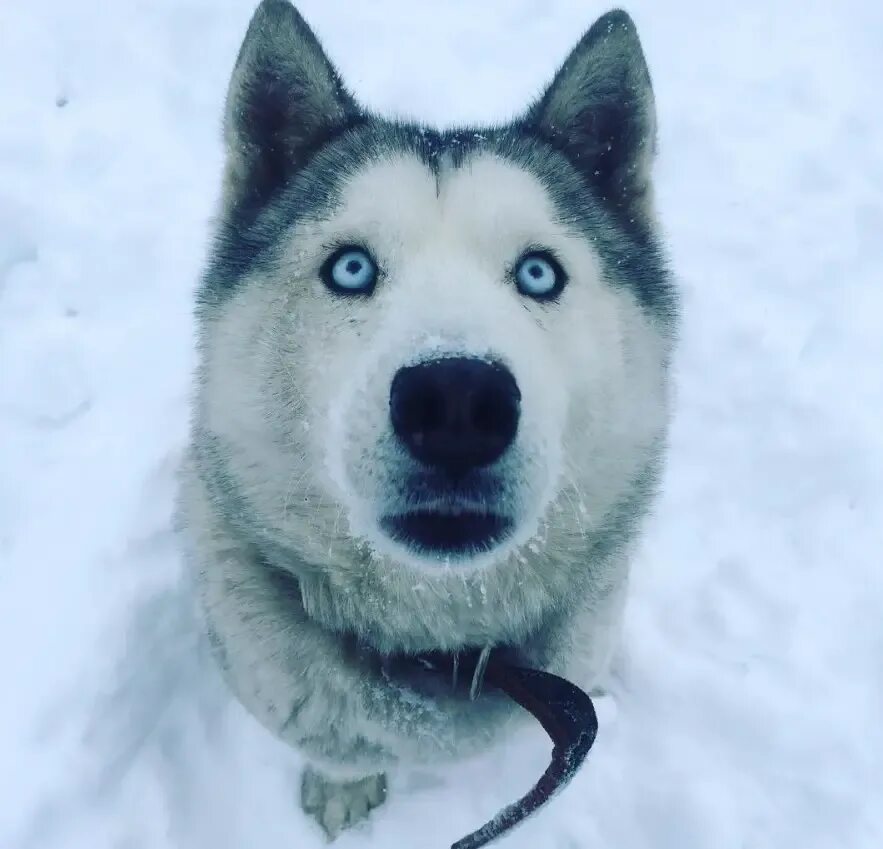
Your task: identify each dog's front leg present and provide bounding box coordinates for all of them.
[301,766,387,839]
[178,468,393,835]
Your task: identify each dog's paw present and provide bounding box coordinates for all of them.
[300,766,388,840]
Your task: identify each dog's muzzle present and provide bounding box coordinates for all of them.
[384,356,520,555]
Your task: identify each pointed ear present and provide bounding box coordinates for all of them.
[222,0,360,213]
[527,10,657,228]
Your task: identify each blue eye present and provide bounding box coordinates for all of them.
[322,247,378,294]
[514,251,566,299]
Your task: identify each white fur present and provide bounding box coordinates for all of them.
[179,4,672,831]
[211,152,664,567]
[195,150,668,653]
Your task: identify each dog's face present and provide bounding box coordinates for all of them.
[197,1,674,661]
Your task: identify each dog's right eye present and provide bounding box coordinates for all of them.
[321,247,378,295]
[514,251,567,300]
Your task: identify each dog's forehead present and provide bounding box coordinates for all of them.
[324,151,563,245]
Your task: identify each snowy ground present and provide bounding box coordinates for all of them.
[2,1,882,847]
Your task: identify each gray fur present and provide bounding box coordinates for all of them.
[222,0,359,215]
[526,10,658,234]
[177,0,676,831]
[300,767,387,838]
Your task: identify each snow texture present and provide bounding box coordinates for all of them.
[1,1,882,847]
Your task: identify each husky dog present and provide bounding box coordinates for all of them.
[177,0,675,839]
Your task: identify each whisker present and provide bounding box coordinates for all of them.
[469,645,493,701]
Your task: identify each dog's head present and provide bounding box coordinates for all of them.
[197,0,675,660]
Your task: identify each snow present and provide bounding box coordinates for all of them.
[1,0,881,847]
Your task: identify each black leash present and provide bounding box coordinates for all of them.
[451,663,599,849]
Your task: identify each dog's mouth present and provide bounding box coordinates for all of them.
[380,509,514,556]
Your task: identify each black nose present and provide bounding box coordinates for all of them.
[389,357,521,475]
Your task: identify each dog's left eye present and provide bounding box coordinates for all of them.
[514,252,566,299]
[321,247,378,295]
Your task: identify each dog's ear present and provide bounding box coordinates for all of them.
[222,0,359,213]
[526,10,656,229]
